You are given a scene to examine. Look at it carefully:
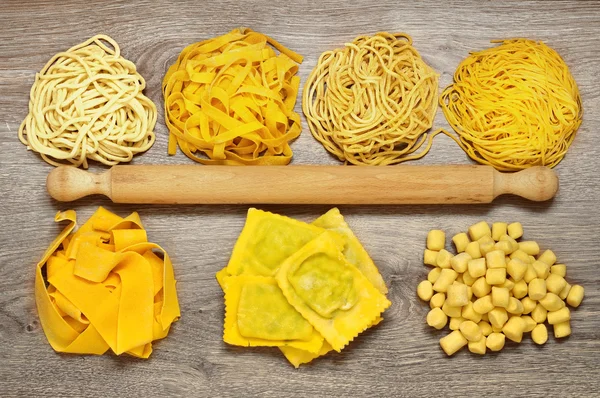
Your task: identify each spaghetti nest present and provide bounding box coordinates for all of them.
[303,32,442,166]
[162,28,303,165]
[440,39,582,171]
[19,35,157,168]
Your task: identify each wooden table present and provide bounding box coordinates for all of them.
[1,0,599,396]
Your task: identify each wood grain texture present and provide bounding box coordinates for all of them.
[1,0,599,396]
[45,165,557,204]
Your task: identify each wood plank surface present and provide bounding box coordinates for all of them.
[1,0,599,396]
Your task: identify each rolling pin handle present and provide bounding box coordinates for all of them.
[46,166,111,202]
[493,166,558,202]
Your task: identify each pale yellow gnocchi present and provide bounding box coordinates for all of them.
[418,221,585,356]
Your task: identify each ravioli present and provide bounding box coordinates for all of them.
[280,209,387,365]
[275,232,391,352]
[226,208,329,277]
[218,208,390,367]
[279,316,385,367]
[279,341,334,368]
[223,275,324,353]
[312,208,388,294]
[215,266,230,291]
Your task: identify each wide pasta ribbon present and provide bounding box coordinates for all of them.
[35,207,180,358]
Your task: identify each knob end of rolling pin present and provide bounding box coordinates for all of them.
[493,166,559,202]
[47,166,111,202]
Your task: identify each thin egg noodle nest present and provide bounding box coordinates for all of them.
[303,32,446,166]
[19,35,157,168]
[440,39,582,171]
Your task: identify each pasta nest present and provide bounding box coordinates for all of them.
[19,35,157,168]
[303,32,440,165]
[162,28,303,165]
[440,39,582,171]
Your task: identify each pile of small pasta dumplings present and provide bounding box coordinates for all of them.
[417,221,585,356]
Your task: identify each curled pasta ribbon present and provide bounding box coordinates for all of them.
[35,207,180,358]
[162,28,303,165]
[19,35,157,168]
[440,39,582,171]
[303,32,447,166]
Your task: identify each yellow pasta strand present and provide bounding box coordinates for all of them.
[303,32,446,166]
[162,28,303,165]
[440,39,582,171]
[19,35,157,168]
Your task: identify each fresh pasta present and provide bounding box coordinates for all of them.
[275,231,391,352]
[223,275,324,352]
[440,39,582,171]
[162,28,303,165]
[217,208,390,367]
[19,35,157,168]
[35,207,180,358]
[303,32,444,166]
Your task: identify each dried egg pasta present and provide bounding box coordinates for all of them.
[303,32,446,165]
[440,39,582,171]
[19,35,156,168]
[275,232,391,352]
[35,208,180,358]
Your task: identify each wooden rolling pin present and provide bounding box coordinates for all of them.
[46,165,558,204]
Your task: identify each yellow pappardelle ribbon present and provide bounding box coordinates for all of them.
[162,28,304,165]
[35,207,180,358]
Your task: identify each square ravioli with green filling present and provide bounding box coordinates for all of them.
[279,316,384,368]
[312,208,387,294]
[275,232,391,352]
[223,275,324,353]
[226,208,329,277]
